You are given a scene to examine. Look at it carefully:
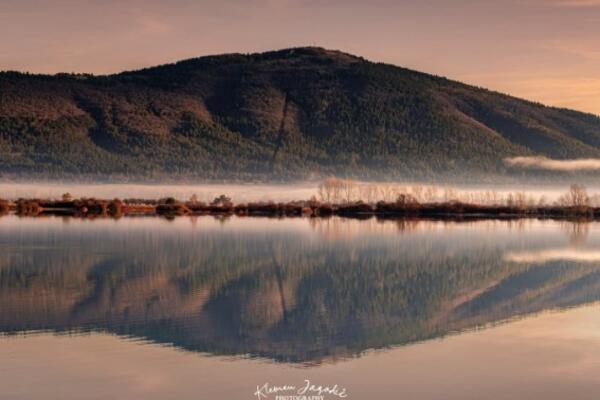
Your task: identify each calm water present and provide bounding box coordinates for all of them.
[2,215,600,399]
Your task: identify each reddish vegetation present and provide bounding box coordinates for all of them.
[0,194,597,220]
[0,184,596,219]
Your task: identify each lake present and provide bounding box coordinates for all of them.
[2,215,600,399]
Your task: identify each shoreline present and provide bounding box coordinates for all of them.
[2,197,599,221]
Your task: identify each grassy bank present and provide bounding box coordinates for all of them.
[1,195,599,220]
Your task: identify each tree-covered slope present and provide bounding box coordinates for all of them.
[2,47,600,180]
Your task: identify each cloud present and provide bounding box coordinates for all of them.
[553,0,600,7]
[504,248,600,263]
[504,156,600,171]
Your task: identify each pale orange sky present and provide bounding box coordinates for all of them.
[1,0,600,115]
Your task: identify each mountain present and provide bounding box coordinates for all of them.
[2,46,600,181]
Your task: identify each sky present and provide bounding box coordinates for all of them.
[1,0,600,115]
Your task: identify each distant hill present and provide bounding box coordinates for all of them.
[2,47,600,181]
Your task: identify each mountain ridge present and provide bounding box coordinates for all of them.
[2,46,600,181]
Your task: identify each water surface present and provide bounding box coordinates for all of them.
[1,216,600,399]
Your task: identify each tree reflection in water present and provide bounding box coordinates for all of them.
[1,216,600,364]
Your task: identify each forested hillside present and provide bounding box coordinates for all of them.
[2,47,600,181]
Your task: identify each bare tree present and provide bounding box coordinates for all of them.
[331,179,343,203]
[317,177,340,202]
[411,185,424,202]
[359,184,377,204]
[443,187,458,202]
[513,192,527,209]
[341,179,357,203]
[590,194,600,207]
[423,186,438,203]
[557,184,590,208]
[506,193,514,207]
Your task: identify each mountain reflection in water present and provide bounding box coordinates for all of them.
[1,216,600,364]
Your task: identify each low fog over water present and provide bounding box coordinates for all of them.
[1,181,600,204]
[0,182,317,202]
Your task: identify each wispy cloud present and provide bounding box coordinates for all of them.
[553,0,600,7]
[505,156,600,171]
[505,248,600,263]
